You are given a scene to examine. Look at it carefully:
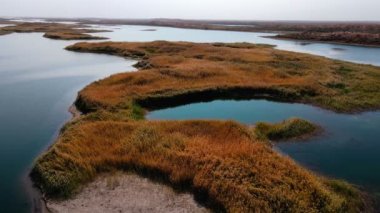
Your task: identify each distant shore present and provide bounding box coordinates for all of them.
[266,35,380,48]
[2,18,380,47]
[269,32,380,48]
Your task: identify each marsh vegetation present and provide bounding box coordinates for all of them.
[32,118,368,212]
[30,40,380,212]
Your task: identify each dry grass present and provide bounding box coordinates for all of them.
[32,119,366,212]
[66,41,380,113]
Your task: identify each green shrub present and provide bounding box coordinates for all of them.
[255,118,318,141]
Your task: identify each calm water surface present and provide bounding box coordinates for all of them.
[0,32,134,213]
[1,23,380,212]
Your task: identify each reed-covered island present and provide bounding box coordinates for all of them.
[30,40,380,212]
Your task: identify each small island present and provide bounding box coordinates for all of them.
[43,31,107,40]
[66,41,380,113]
[254,118,319,141]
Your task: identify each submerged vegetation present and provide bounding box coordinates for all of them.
[254,118,318,141]
[30,40,379,212]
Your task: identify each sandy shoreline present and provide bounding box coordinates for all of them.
[46,173,209,213]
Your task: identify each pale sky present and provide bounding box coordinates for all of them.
[1,0,380,21]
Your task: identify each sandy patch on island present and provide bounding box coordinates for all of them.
[46,173,209,213]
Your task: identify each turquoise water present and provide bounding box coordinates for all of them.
[0,24,380,212]
[147,100,380,196]
[0,33,134,213]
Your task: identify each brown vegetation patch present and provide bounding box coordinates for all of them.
[66,41,380,113]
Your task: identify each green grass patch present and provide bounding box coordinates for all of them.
[255,118,318,141]
[337,65,354,75]
[325,179,368,212]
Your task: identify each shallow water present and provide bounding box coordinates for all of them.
[147,100,380,196]
[0,33,134,213]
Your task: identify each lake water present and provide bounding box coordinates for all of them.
[0,32,134,213]
[0,24,380,212]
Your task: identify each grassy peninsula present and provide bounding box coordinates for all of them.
[0,22,108,40]
[66,41,380,113]
[31,41,380,212]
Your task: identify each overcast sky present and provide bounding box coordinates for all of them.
[1,0,380,21]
